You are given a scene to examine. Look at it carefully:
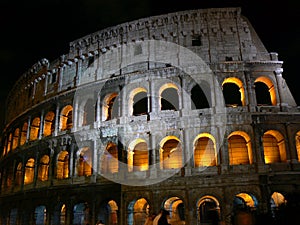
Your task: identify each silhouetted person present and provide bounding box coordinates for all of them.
[158,209,170,225]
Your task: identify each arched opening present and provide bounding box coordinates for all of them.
[132,90,148,116]
[57,151,69,179]
[232,193,257,225]
[12,128,20,150]
[103,93,118,121]
[194,133,217,167]
[296,131,300,162]
[128,139,149,172]
[77,147,92,177]
[191,84,210,109]
[9,208,18,225]
[30,117,40,141]
[6,133,12,153]
[160,136,182,169]
[38,155,50,181]
[34,205,47,225]
[255,77,276,106]
[97,200,119,225]
[228,131,253,165]
[262,130,287,163]
[43,111,55,137]
[73,202,90,225]
[160,84,179,111]
[82,98,95,126]
[197,196,220,225]
[163,196,185,225]
[101,142,119,174]
[60,105,73,131]
[24,158,35,185]
[128,198,149,225]
[20,122,28,145]
[52,203,66,225]
[15,162,23,186]
[270,192,286,219]
[222,78,245,107]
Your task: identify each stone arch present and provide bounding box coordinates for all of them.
[159,83,180,111]
[128,198,149,225]
[43,111,55,137]
[60,105,73,131]
[159,136,182,169]
[38,155,50,181]
[128,138,149,172]
[34,205,47,225]
[162,196,185,224]
[56,151,69,179]
[197,195,221,225]
[228,131,253,165]
[193,133,217,167]
[20,122,28,146]
[77,146,92,177]
[222,77,245,107]
[30,117,40,141]
[129,87,148,116]
[102,93,118,121]
[73,202,90,225]
[254,76,276,106]
[97,200,119,225]
[101,142,119,174]
[262,130,287,163]
[12,128,20,150]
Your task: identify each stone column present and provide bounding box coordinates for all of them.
[54,103,60,136]
[26,116,31,142]
[38,109,45,139]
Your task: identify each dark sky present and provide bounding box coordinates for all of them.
[0,0,298,129]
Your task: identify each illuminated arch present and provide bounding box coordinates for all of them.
[97,200,119,225]
[263,130,286,163]
[12,128,20,150]
[159,83,179,111]
[20,122,28,146]
[60,105,73,131]
[38,155,50,181]
[163,196,185,224]
[77,147,92,177]
[159,136,182,169]
[101,142,119,174]
[30,117,40,141]
[255,76,277,106]
[15,162,23,186]
[44,111,55,137]
[129,87,148,116]
[57,151,69,179]
[228,131,253,165]
[102,93,118,121]
[197,195,221,224]
[24,158,35,184]
[222,77,245,107]
[193,133,217,167]
[128,138,149,172]
[6,133,12,153]
[127,198,149,225]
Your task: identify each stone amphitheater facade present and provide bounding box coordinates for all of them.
[0,7,299,225]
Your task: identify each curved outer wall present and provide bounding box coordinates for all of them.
[0,7,300,225]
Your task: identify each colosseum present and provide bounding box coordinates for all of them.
[0,7,299,225]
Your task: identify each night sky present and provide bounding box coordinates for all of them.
[0,0,298,129]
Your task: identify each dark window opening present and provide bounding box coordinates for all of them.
[225,56,233,61]
[255,82,272,105]
[192,35,202,46]
[191,84,210,109]
[223,83,242,107]
[88,57,95,67]
[51,73,57,84]
[133,92,148,116]
[161,88,179,111]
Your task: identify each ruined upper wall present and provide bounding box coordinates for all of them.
[4,7,284,127]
